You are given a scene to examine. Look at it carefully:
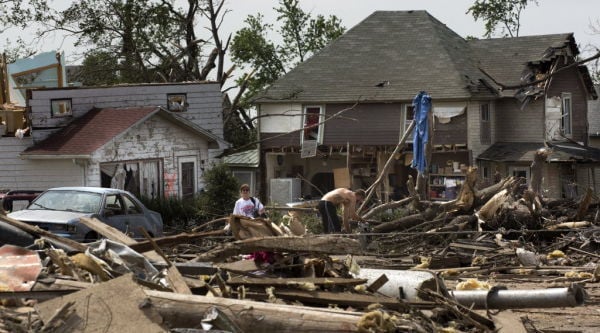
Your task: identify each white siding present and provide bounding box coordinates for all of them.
[259,103,303,133]
[29,83,224,142]
[0,137,83,190]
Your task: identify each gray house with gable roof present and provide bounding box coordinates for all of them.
[254,10,597,202]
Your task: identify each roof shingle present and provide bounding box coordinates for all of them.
[22,106,159,156]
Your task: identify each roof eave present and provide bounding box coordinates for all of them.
[19,153,91,160]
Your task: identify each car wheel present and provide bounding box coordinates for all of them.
[84,231,99,242]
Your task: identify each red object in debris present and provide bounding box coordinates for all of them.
[0,245,42,291]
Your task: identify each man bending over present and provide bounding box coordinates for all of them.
[317,188,365,233]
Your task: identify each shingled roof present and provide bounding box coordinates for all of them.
[255,10,587,104]
[21,106,225,158]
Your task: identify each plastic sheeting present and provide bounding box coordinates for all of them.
[411,91,431,173]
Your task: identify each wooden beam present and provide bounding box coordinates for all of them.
[196,236,363,262]
[227,276,368,287]
[0,214,87,252]
[144,289,362,332]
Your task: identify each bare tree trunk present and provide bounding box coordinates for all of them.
[144,290,362,332]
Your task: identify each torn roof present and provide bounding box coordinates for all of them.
[21,106,225,158]
[254,11,594,104]
[478,142,600,163]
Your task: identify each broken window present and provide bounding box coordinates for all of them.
[167,93,187,112]
[100,160,161,199]
[402,104,414,142]
[302,106,323,143]
[561,92,572,135]
[480,103,491,144]
[51,99,72,117]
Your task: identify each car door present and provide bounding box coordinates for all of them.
[102,193,156,239]
[101,194,132,235]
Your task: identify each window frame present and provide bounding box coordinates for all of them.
[508,165,530,184]
[301,105,324,144]
[402,104,415,142]
[561,92,572,135]
[167,93,188,112]
[480,103,491,144]
[50,98,73,118]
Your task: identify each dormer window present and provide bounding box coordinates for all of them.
[167,94,188,112]
[51,99,72,117]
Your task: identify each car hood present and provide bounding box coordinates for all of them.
[8,210,91,223]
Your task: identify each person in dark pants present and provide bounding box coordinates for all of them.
[317,188,365,233]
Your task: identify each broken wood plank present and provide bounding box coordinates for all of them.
[195,236,363,262]
[144,289,363,332]
[140,228,192,295]
[0,214,87,252]
[127,229,226,253]
[237,289,410,312]
[366,273,389,293]
[226,276,368,287]
[78,216,137,246]
[79,216,165,264]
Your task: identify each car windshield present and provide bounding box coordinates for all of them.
[29,190,103,214]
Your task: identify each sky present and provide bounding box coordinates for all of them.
[6,0,600,64]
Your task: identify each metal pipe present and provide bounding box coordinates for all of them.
[450,284,585,309]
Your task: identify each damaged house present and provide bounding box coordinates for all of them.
[254,10,598,202]
[0,52,229,199]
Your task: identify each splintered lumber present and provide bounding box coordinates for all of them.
[372,213,425,233]
[127,229,226,253]
[79,216,137,246]
[195,236,363,262]
[239,289,411,311]
[144,289,362,332]
[226,276,368,288]
[476,189,510,222]
[547,221,591,230]
[0,214,87,252]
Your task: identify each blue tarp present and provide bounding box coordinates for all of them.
[411,91,431,173]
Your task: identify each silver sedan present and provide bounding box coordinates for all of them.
[8,187,163,241]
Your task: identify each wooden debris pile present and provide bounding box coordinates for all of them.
[0,213,534,333]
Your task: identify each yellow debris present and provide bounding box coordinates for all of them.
[455,278,491,291]
[547,250,566,259]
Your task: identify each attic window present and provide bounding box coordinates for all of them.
[167,93,187,112]
[51,99,72,117]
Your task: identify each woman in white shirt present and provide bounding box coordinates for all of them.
[233,184,265,218]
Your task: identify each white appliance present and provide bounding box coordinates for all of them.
[269,178,301,205]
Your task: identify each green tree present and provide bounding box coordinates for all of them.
[199,163,239,219]
[76,50,120,86]
[467,0,537,38]
[39,0,232,84]
[229,0,345,112]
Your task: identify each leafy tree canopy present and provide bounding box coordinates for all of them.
[467,0,537,38]
[230,0,345,108]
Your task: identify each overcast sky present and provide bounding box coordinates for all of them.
[221,0,600,53]
[8,0,600,63]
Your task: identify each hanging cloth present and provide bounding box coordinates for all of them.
[411,91,431,173]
